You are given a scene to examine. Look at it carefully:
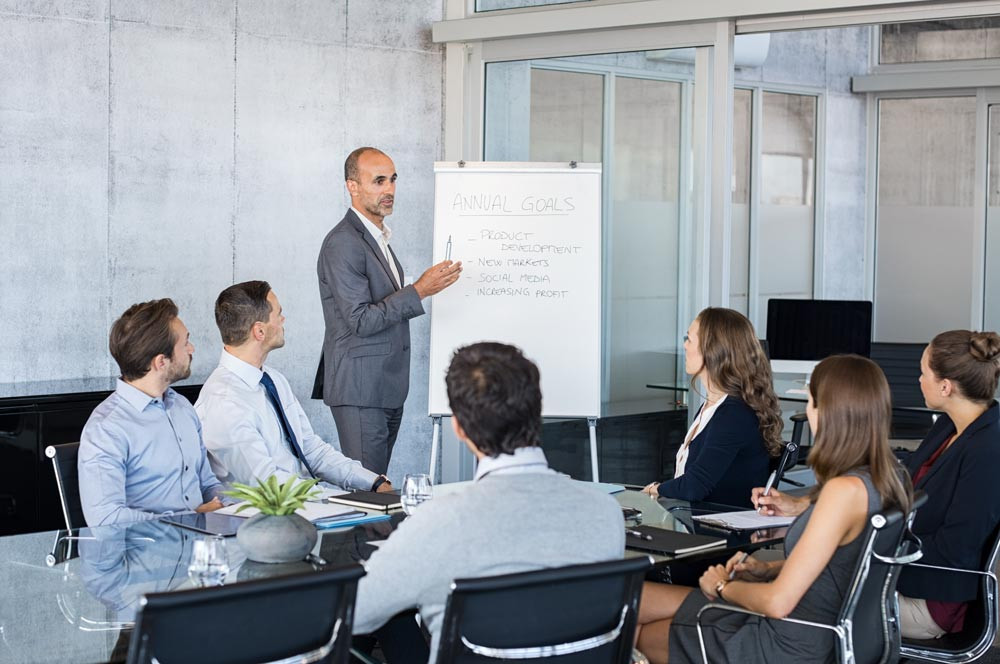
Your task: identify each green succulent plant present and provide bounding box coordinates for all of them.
[223,475,321,516]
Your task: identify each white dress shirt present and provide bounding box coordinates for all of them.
[352,206,401,289]
[195,350,378,491]
[473,445,556,481]
[675,394,727,478]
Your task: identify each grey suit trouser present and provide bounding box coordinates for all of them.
[330,405,403,476]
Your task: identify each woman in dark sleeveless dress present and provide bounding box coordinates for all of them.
[633,355,912,664]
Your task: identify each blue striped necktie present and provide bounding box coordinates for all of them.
[260,372,317,479]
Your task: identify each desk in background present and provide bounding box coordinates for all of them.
[0,380,203,536]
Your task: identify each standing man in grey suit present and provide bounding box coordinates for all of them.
[317,147,461,475]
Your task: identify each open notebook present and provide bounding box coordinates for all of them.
[693,510,796,531]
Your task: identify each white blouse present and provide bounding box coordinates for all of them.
[674,394,728,478]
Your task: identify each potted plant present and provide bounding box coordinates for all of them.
[224,475,321,564]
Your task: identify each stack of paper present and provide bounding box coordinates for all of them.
[692,510,796,531]
[216,501,362,523]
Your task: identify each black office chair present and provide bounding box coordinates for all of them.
[696,493,927,664]
[433,556,652,663]
[899,521,1000,663]
[45,442,85,531]
[126,565,365,664]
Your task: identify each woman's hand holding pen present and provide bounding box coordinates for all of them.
[751,486,809,517]
[724,551,772,582]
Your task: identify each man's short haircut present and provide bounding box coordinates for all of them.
[215,280,273,345]
[109,299,179,381]
[445,342,542,457]
[344,146,383,182]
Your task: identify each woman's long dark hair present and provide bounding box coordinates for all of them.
[808,355,912,512]
[695,308,784,456]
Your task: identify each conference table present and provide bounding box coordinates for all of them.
[0,489,785,664]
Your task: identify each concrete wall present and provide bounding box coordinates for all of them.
[0,0,446,483]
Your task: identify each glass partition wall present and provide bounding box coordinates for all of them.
[485,55,690,419]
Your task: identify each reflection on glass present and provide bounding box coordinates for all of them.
[986,106,1000,333]
[758,92,816,316]
[529,69,603,162]
[881,18,1000,64]
[875,97,976,342]
[484,56,688,418]
[731,88,752,316]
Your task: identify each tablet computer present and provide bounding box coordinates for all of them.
[162,512,245,537]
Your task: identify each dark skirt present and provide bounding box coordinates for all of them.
[668,590,835,664]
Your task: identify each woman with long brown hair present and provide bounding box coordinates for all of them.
[634,355,912,664]
[642,307,783,507]
[757,330,1000,640]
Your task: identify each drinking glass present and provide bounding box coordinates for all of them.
[187,536,229,587]
[401,473,433,515]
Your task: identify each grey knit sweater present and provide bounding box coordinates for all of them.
[352,472,626,662]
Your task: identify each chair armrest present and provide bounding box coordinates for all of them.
[905,562,997,578]
[873,549,923,565]
[350,648,384,664]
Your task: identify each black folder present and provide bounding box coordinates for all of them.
[625,525,726,556]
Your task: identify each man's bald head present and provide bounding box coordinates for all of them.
[345,147,387,183]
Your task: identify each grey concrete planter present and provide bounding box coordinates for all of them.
[236,513,317,563]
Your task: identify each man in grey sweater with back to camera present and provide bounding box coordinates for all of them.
[352,342,625,661]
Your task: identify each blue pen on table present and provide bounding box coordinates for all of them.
[626,528,653,542]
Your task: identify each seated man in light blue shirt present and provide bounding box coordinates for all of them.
[195,280,391,494]
[79,299,227,527]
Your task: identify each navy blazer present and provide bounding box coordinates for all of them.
[657,396,771,508]
[898,401,1000,602]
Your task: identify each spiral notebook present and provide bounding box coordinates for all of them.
[692,510,796,531]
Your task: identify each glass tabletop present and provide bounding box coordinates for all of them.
[0,493,785,663]
[614,490,788,565]
[0,516,399,664]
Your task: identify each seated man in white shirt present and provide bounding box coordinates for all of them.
[352,342,626,662]
[195,280,392,495]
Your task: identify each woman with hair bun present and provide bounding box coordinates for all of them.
[642,307,783,507]
[757,329,1000,639]
[895,329,1000,638]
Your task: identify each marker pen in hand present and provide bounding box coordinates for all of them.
[445,235,452,261]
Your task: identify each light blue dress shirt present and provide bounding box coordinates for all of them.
[78,380,226,527]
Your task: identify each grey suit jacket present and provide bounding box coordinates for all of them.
[317,209,424,409]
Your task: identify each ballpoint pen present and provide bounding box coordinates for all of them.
[729,552,749,580]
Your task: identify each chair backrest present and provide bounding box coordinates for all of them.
[45,442,84,530]
[435,556,652,664]
[126,565,364,664]
[841,492,926,664]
